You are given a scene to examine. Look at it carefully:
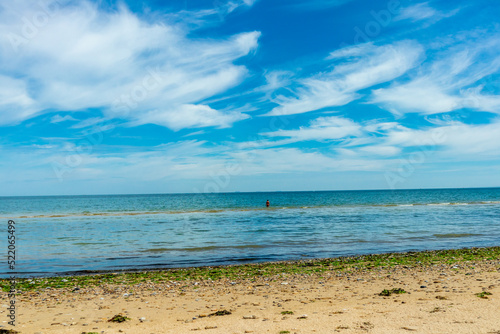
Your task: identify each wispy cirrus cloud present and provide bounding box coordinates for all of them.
[381,119,500,157]
[0,0,260,130]
[257,113,500,160]
[371,35,500,115]
[0,75,38,125]
[265,41,424,116]
[50,115,78,124]
[261,116,362,142]
[4,115,500,195]
[395,2,460,24]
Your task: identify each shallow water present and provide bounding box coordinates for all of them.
[1,188,499,277]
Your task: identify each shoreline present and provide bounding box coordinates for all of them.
[2,247,500,333]
[3,246,500,284]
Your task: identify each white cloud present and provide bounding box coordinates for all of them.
[222,0,258,14]
[257,113,500,161]
[70,117,110,129]
[358,145,401,156]
[183,130,206,137]
[372,78,460,114]
[132,104,249,131]
[395,2,460,24]
[261,116,362,141]
[327,42,375,60]
[2,138,394,196]
[258,71,294,94]
[0,1,260,129]
[257,115,405,159]
[265,41,423,116]
[0,75,38,125]
[395,2,437,21]
[50,114,78,123]
[241,0,258,7]
[228,147,391,175]
[372,35,500,115]
[266,80,356,117]
[382,120,500,156]
[4,116,500,195]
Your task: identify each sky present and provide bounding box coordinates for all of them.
[0,0,499,196]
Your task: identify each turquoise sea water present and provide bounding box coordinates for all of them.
[1,188,500,277]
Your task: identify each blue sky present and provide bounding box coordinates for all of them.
[0,0,499,196]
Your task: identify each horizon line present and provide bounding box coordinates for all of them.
[1,186,499,198]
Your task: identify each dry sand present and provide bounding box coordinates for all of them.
[3,261,500,334]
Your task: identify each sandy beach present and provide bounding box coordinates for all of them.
[2,248,500,334]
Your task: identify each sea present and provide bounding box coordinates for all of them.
[1,188,500,277]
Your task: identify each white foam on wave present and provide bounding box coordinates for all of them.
[482,201,500,204]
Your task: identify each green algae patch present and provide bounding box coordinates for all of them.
[2,246,500,292]
[209,310,232,316]
[476,291,492,299]
[379,288,406,296]
[108,314,131,323]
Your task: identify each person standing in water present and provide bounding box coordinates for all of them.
[266,200,270,207]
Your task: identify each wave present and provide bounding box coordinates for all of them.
[427,203,450,206]
[433,233,483,239]
[140,244,266,253]
[3,200,500,219]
